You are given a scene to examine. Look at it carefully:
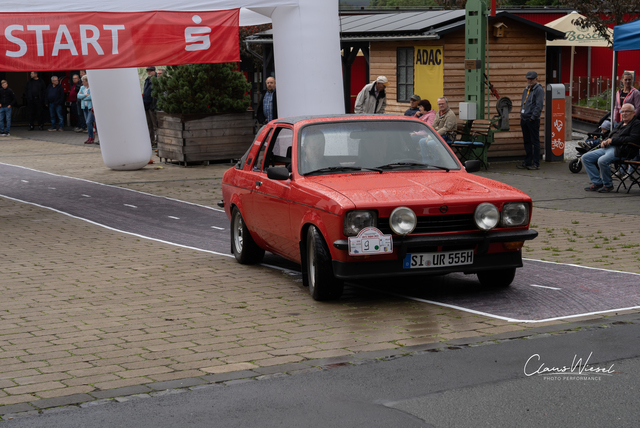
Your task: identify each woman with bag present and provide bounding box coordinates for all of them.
[77,75,96,144]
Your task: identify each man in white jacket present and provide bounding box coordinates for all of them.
[354,76,388,114]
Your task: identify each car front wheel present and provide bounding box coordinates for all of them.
[477,268,516,288]
[306,226,344,301]
[231,207,265,264]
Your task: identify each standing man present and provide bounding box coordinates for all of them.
[45,76,65,132]
[143,66,158,147]
[517,70,544,170]
[0,80,17,137]
[432,97,457,143]
[257,76,277,125]
[157,68,166,78]
[25,71,46,131]
[354,76,388,114]
[404,94,421,116]
[613,71,640,124]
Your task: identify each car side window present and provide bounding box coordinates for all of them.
[252,129,273,171]
[262,127,293,172]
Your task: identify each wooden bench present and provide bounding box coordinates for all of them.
[450,119,493,169]
[572,105,608,124]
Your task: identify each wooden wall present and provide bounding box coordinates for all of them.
[369,17,547,158]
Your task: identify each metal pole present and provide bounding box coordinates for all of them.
[611,51,617,122]
[587,47,591,103]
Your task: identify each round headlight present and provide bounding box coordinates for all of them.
[501,202,529,227]
[389,207,417,235]
[474,203,499,231]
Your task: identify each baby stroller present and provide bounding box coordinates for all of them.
[568,112,611,173]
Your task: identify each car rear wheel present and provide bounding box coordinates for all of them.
[306,226,344,301]
[477,268,516,288]
[231,207,265,264]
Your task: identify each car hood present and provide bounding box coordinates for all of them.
[306,171,529,207]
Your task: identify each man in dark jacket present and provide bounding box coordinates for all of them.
[517,70,545,170]
[0,80,17,136]
[583,104,640,193]
[45,76,65,131]
[143,66,158,146]
[25,71,46,130]
[257,76,277,125]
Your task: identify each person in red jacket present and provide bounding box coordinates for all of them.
[68,74,87,132]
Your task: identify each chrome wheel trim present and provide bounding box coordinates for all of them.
[307,232,316,290]
[233,212,244,253]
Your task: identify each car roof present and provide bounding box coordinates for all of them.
[272,114,417,126]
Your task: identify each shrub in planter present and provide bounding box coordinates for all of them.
[151,63,251,114]
[151,63,254,164]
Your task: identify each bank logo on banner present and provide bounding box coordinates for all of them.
[185,15,212,52]
[0,10,239,71]
[414,46,444,109]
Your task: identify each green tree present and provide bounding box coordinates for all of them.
[559,0,639,44]
[151,63,251,115]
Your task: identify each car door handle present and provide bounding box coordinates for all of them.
[255,181,262,187]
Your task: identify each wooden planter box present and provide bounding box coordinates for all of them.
[156,111,254,165]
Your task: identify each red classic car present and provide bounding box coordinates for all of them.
[220,115,537,300]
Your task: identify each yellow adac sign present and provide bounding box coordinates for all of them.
[414,46,444,107]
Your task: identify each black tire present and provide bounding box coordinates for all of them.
[569,158,582,173]
[306,226,344,301]
[230,207,265,264]
[477,268,516,288]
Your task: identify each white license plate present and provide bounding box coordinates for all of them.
[403,250,474,269]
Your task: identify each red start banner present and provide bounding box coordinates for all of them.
[0,10,240,71]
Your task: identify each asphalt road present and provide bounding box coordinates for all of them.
[2,162,638,323]
[5,321,639,427]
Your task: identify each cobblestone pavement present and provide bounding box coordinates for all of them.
[1,128,639,414]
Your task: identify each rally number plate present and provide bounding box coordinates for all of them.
[403,250,474,269]
[348,227,393,256]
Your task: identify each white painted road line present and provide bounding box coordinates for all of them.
[168,216,180,219]
[211,226,224,230]
[81,194,91,198]
[528,284,562,290]
[21,180,29,183]
[124,204,137,208]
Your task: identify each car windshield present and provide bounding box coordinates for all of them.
[298,120,460,176]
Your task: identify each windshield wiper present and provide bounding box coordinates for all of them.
[375,162,450,172]
[304,166,383,175]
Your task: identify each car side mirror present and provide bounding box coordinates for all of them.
[464,160,482,173]
[267,166,291,181]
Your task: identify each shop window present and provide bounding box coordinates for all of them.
[397,47,414,103]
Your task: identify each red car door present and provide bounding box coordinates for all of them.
[232,128,273,238]
[247,127,298,260]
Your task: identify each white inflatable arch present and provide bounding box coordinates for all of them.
[2,1,344,170]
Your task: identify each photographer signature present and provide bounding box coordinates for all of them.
[524,352,615,377]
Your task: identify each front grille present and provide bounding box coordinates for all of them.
[377,213,476,235]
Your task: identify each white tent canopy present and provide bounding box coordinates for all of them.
[545,12,613,106]
[546,11,611,48]
[1,1,287,23]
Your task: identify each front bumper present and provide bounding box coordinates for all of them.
[331,229,537,280]
[333,250,523,280]
[333,229,538,257]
